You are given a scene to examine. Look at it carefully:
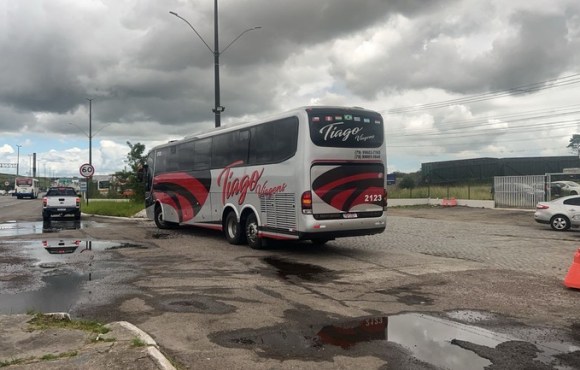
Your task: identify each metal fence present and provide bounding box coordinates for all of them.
[493,175,545,209]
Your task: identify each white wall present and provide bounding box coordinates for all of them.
[387,198,495,209]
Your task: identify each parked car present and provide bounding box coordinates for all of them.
[534,195,580,231]
[550,181,580,197]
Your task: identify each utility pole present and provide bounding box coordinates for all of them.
[16,144,21,177]
[87,98,93,204]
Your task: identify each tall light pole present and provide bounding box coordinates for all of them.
[170,3,261,128]
[69,98,98,203]
[16,144,21,177]
[88,98,92,203]
[88,98,93,170]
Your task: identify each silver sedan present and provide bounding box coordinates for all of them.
[534,195,580,230]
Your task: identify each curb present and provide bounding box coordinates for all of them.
[107,321,176,370]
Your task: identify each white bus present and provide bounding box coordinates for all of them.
[15,177,39,199]
[141,106,387,249]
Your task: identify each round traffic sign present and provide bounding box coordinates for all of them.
[4,181,8,186]
[79,163,95,178]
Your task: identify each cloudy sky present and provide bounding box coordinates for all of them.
[1,0,580,178]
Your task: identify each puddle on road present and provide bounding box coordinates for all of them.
[210,311,580,370]
[0,239,147,314]
[0,219,107,237]
[0,271,101,314]
[261,256,340,282]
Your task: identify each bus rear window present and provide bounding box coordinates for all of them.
[308,108,383,148]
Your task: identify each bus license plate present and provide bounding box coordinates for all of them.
[343,213,358,219]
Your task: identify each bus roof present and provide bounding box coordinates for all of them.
[152,106,380,151]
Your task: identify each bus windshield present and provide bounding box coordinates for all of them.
[308,108,383,148]
[16,178,33,186]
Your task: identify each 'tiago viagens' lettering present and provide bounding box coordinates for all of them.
[217,161,287,205]
[319,122,363,142]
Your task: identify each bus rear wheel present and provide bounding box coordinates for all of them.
[245,213,264,249]
[224,212,243,245]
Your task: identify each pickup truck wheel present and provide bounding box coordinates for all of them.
[74,211,81,220]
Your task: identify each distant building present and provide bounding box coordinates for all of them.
[421,156,580,184]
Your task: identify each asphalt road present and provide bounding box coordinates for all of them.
[1,197,579,370]
[0,193,41,221]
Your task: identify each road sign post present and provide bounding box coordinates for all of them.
[79,163,95,204]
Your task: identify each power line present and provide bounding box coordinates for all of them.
[387,74,580,114]
[388,118,580,140]
[386,104,580,137]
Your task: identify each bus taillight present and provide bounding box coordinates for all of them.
[301,191,312,214]
[383,188,388,207]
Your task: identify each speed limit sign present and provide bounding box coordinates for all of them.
[79,163,95,178]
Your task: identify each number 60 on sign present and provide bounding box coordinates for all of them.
[79,163,95,178]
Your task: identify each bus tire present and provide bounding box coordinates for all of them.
[311,238,330,246]
[154,204,178,229]
[245,213,264,250]
[224,212,243,245]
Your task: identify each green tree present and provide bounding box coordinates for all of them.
[567,134,580,154]
[113,142,146,200]
[399,175,416,190]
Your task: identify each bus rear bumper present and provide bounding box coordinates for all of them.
[298,226,386,240]
[299,214,387,239]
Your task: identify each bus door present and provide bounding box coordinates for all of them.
[310,163,385,216]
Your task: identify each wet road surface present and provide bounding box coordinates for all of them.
[1,202,580,369]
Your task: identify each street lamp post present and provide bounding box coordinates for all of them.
[16,144,21,177]
[88,98,92,204]
[170,2,260,128]
[69,99,99,203]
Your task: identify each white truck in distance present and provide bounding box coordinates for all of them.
[42,186,81,221]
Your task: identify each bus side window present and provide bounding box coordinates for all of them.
[233,130,250,164]
[177,141,195,170]
[193,138,211,170]
[249,117,298,165]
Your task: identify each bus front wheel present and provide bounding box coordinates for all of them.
[154,205,178,229]
[224,212,243,245]
[245,213,264,250]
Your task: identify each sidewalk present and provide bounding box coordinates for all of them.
[0,313,175,370]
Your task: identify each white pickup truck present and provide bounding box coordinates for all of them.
[42,186,81,221]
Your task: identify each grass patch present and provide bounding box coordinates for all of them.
[0,351,78,367]
[388,184,493,200]
[28,313,110,335]
[40,351,78,361]
[0,357,33,367]
[81,200,144,217]
[131,338,147,347]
